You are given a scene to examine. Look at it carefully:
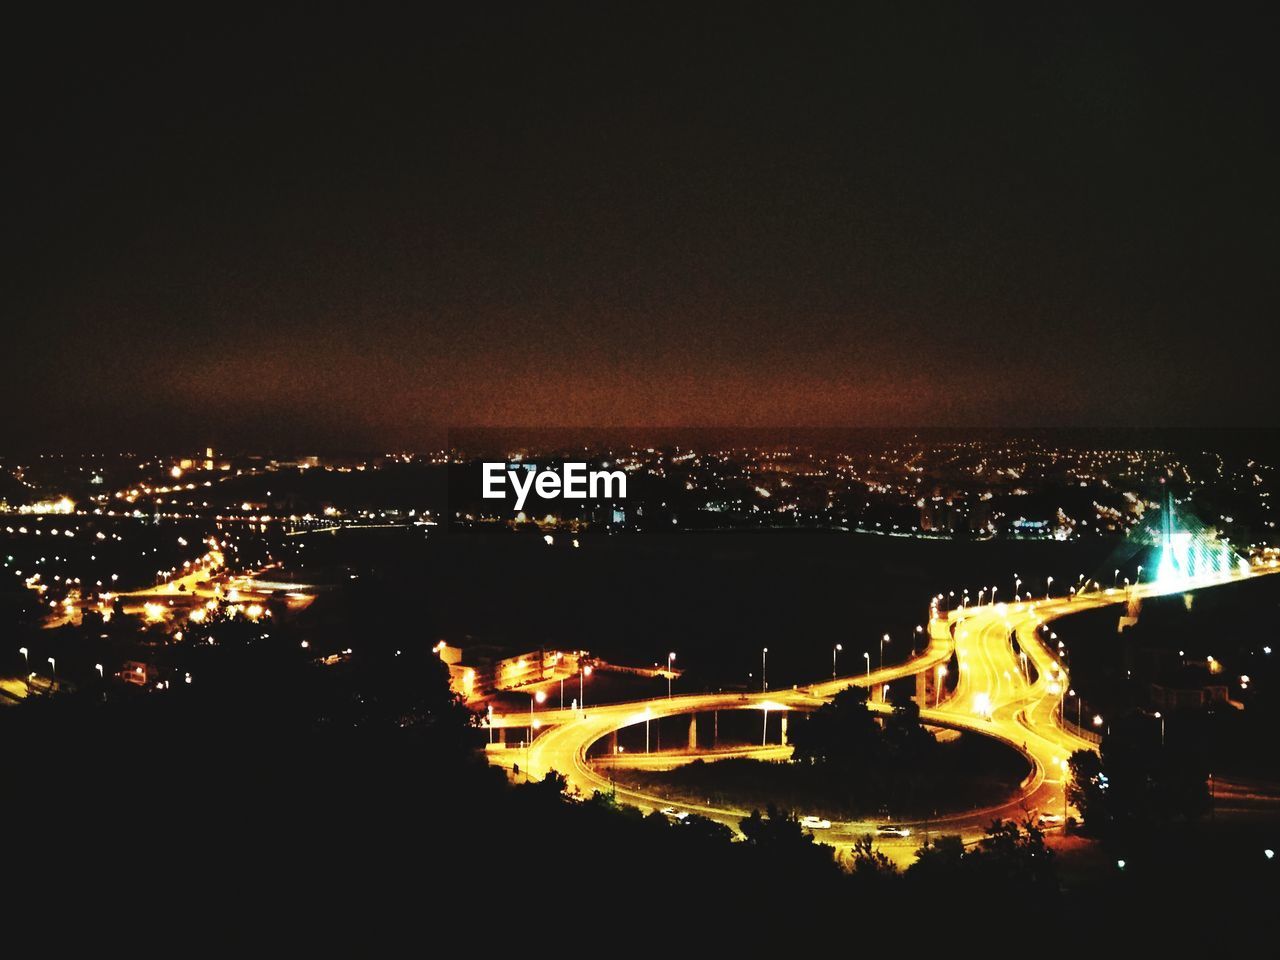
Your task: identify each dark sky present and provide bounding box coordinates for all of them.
[4,4,1276,451]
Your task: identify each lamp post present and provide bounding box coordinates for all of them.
[1154,710,1165,746]
[1136,565,1143,585]
[832,643,842,679]
[1046,576,1054,599]
[580,664,592,709]
[1060,758,1070,820]
[935,665,947,707]
[863,651,870,685]
[47,656,56,693]
[527,689,546,780]
[762,647,768,692]
[667,652,676,698]
[880,633,889,670]
[487,704,494,745]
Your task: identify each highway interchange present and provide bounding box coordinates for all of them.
[488,566,1272,860]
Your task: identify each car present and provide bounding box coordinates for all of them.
[800,816,832,830]
[1036,813,1065,827]
[659,806,689,822]
[875,824,911,838]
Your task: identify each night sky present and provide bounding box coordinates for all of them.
[5,4,1276,451]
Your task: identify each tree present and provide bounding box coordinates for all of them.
[966,819,1057,896]
[1067,748,1107,830]
[849,833,898,879]
[1070,720,1210,840]
[907,834,966,882]
[682,813,735,843]
[740,804,813,847]
[789,685,879,767]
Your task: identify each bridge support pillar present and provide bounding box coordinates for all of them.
[780,712,788,746]
[871,683,885,704]
[915,670,927,707]
[608,729,618,755]
[497,726,506,745]
[688,713,698,751]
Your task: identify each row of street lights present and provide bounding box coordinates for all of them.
[825,632,894,682]
[950,565,1149,610]
[18,646,58,691]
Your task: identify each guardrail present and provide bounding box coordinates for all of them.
[1059,713,1103,745]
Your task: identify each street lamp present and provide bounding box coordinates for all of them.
[527,689,547,780]
[1136,565,1143,585]
[880,633,889,670]
[580,664,592,709]
[1154,710,1165,746]
[833,642,842,678]
[667,651,676,698]
[95,663,103,678]
[487,704,494,745]
[762,647,768,692]
[863,651,870,684]
[18,646,28,666]
[1046,576,1054,599]
[1114,568,1120,588]
[555,652,566,709]
[935,664,948,707]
